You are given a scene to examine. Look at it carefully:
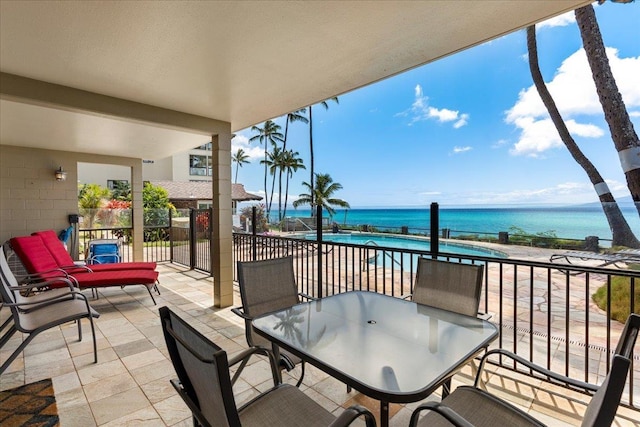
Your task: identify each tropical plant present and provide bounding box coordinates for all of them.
[281,149,306,220]
[279,109,308,221]
[232,148,251,183]
[576,2,640,219]
[250,120,284,218]
[111,181,131,201]
[293,173,350,218]
[142,182,176,241]
[260,144,284,218]
[78,183,111,229]
[527,25,639,247]
[307,97,338,215]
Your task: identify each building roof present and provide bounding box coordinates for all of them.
[152,181,262,202]
[0,1,591,160]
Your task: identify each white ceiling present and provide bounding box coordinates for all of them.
[0,1,591,160]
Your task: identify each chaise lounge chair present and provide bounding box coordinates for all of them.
[9,235,160,304]
[32,229,156,271]
[549,251,630,268]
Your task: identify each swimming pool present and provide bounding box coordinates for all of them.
[294,232,507,270]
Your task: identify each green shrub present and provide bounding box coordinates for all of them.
[593,276,640,323]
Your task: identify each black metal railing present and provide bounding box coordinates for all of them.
[77,226,170,263]
[232,231,639,408]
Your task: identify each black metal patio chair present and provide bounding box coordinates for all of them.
[409,313,640,427]
[160,306,376,427]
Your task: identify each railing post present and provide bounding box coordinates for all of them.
[316,205,323,298]
[252,206,257,261]
[189,208,196,269]
[169,208,174,263]
[430,202,439,259]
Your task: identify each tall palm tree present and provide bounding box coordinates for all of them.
[308,97,339,216]
[527,25,639,247]
[281,150,306,220]
[293,173,349,218]
[575,3,640,219]
[261,144,284,217]
[279,109,308,220]
[250,120,284,219]
[232,148,250,183]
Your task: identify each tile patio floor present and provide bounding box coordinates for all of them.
[1,262,638,426]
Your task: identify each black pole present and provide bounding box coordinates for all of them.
[169,208,174,263]
[430,202,439,259]
[316,205,323,298]
[252,206,257,261]
[189,208,196,269]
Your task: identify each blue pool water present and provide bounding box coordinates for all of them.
[296,232,506,270]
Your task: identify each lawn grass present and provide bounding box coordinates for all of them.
[593,274,640,323]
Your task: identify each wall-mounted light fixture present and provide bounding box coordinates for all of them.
[54,166,67,182]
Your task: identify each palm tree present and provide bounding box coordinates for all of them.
[260,144,284,217]
[250,120,284,219]
[281,150,306,220]
[293,173,349,218]
[308,97,338,216]
[232,148,250,183]
[527,25,639,247]
[575,3,640,219]
[279,109,308,220]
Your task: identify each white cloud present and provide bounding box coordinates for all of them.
[506,47,640,156]
[630,111,640,117]
[232,133,264,160]
[398,84,470,128]
[537,11,575,28]
[453,146,472,154]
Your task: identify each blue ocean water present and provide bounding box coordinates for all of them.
[276,205,640,243]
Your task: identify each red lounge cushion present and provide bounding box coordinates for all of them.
[49,269,159,289]
[10,235,60,274]
[32,230,157,271]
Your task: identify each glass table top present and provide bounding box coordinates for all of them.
[252,290,498,402]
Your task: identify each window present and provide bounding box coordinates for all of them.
[196,142,212,150]
[107,179,129,190]
[198,202,213,209]
[190,155,210,176]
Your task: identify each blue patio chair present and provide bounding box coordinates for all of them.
[86,239,121,265]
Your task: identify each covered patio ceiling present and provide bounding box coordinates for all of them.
[0,1,591,160]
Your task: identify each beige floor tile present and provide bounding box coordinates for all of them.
[139,375,176,404]
[129,358,175,385]
[57,401,97,427]
[154,393,192,426]
[100,405,163,427]
[83,371,138,402]
[121,348,166,371]
[90,387,150,425]
[77,359,127,385]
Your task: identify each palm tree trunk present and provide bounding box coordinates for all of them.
[309,106,315,217]
[575,4,640,219]
[283,171,291,219]
[279,121,290,222]
[527,26,639,248]
[263,146,269,220]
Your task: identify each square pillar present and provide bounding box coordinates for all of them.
[211,133,233,307]
[130,162,145,262]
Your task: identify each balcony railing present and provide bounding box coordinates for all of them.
[233,232,639,409]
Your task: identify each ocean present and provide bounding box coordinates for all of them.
[271,205,640,243]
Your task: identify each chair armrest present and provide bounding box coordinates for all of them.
[330,404,377,427]
[409,402,474,427]
[475,348,599,393]
[228,346,280,387]
[9,277,75,292]
[477,312,492,320]
[59,264,93,273]
[298,292,317,301]
[231,306,251,320]
[4,288,85,309]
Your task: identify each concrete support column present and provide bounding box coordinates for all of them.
[131,161,144,262]
[211,133,233,307]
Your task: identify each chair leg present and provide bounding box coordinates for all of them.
[87,314,98,364]
[295,360,306,387]
[0,327,34,374]
[146,286,157,305]
[77,318,83,342]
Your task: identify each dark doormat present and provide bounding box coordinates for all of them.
[0,378,59,427]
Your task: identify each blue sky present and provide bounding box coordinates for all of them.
[231,3,640,208]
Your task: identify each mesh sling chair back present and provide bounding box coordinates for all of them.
[159,306,376,427]
[411,258,485,318]
[409,313,640,427]
[0,246,100,373]
[232,256,308,387]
